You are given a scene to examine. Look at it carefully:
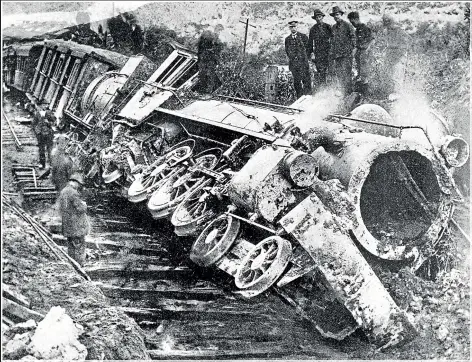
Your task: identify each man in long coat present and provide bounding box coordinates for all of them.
[197,25,224,96]
[285,20,312,99]
[329,6,356,94]
[348,11,374,95]
[58,173,90,266]
[308,9,332,88]
[51,135,74,192]
[33,110,55,169]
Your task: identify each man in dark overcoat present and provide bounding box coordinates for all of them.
[308,9,332,88]
[348,11,374,95]
[197,25,224,96]
[51,135,75,192]
[34,110,55,169]
[285,20,312,99]
[329,6,356,94]
[58,173,90,266]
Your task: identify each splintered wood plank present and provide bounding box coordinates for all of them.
[147,338,347,359]
[96,283,227,301]
[84,263,193,280]
[3,298,45,323]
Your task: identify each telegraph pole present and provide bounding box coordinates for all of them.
[239,18,256,61]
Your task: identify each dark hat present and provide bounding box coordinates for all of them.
[45,110,56,122]
[330,6,344,16]
[347,11,360,20]
[69,173,85,185]
[312,9,325,19]
[382,14,395,25]
[288,20,299,26]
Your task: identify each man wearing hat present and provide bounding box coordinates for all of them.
[58,172,90,266]
[34,110,55,169]
[51,134,75,192]
[329,6,356,94]
[348,11,374,95]
[196,25,224,97]
[285,20,312,98]
[308,9,332,87]
[378,14,410,94]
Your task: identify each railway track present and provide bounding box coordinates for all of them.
[69,193,349,359]
[2,107,37,147]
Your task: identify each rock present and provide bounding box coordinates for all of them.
[8,320,37,335]
[28,306,87,360]
[425,296,440,305]
[20,355,38,361]
[456,308,470,321]
[409,300,422,312]
[444,348,453,357]
[436,325,449,341]
[4,332,33,359]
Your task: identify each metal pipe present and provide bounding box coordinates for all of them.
[226,212,277,234]
[215,94,304,113]
[451,218,470,244]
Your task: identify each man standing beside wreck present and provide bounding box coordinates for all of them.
[58,173,90,266]
[285,20,312,98]
[196,25,224,97]
[51,135,74,192]
[348,11,374,96]
[329,6,356,94]
[33,110,55,169]
[308,9,332,89]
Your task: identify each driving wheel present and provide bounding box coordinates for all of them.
[127,140,195,202]
[190,214,240,266]
[234,236,292,298]
[171,182,216,236]
[147,149,220,219]
[102,164,123,184]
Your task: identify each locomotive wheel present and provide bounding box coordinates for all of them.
[234,236,292,298]
[102,165,123,184]
[171,182,218,236]
[127,142,195,203]
[147,150,220,220]
[148,175,210,220]
[164,139,195,166]
[190,214,240,266]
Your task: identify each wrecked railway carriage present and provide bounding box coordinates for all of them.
[3,39,469,349]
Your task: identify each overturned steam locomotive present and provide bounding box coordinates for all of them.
[3,39,469,349]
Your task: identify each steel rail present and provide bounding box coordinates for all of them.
[2,110,23,150]
[2,196,91,281]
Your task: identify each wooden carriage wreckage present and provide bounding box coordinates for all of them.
[3,39,469,350]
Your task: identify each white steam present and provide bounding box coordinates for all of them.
[294,87,344,133]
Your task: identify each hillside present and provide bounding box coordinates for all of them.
[132,2,467,54]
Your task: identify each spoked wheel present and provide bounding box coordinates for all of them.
[147,149,220,220]
[171,182,218,236]
[235,236,292,298]
[127,141,195,202]
[164,139,195,166]
[171,162,231,236]
[190,214,240,266]
[102,164,123,184]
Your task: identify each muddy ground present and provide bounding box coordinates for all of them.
[2,92,470,360]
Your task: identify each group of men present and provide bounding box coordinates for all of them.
[285,6,374,98]
[30,107,89,266]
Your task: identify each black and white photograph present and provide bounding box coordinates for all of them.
[1,1,470,360]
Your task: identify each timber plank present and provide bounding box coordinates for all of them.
[96,283,228,301]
